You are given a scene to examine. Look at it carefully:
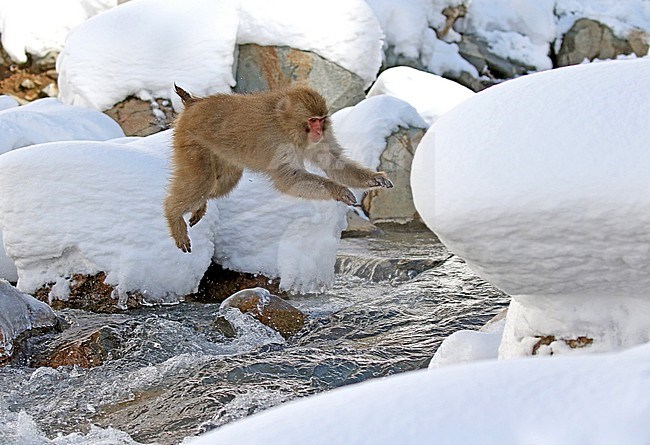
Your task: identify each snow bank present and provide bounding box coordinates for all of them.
[412,58,650,356]
[187,342,650,445]
[0,0,117,64]
[0,98,124,156]
[57,0,382,110]
[0,95,19,111]
[366,66,474,125]
[0,133,216,303]
[0,280,57,360]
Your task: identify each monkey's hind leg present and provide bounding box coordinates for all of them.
[164,172,212,253]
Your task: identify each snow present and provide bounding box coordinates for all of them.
[187,342,650,445]
[366,66,475,125]
[56,0,382,110]
[411,58,650,357]
[0,280,57,360]
[556,0,650,44]
[366,0,479,78]
[0,134,217,304]
[0,98,124,156]
[0,0,117,64]
[0,95,19,111]
[460,0,556,70]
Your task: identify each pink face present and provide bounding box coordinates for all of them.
[307,117,327,143]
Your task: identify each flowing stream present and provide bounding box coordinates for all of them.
[0,226,509,444]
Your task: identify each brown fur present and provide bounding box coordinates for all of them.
[164,85,393,252]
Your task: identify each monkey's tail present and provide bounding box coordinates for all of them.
[174,83,199,108]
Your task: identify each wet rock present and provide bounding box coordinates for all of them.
[458,35,533,81]
[33,272,141,313]
[361,127,425,223]
[342,210,381,238]
[335,255,446,282]
[557,19,649,67]
[190,262,282,304]
[220,288,306,338]
[33,324,122,368]
[235,44,366,112]
[104,96,175,137]
[0,280,58,364]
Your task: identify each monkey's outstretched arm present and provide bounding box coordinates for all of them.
[307,136,393,189]
[269,162,357,205]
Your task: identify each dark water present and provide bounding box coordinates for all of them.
[0,227,509,444]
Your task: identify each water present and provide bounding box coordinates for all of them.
[0,226,509,444]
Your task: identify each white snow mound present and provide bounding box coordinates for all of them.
[367,66,474,125]
[0,134,216,303]
[0,98,124,156]
[411,58,650,356]
[0,0,117,63]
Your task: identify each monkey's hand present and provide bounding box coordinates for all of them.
[369,172,394,189]
[333,187,358,206]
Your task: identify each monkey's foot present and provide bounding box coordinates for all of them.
[370,172,393,189]
[335,187,357,206]
[174,233,192,253]
[189,204,206,227]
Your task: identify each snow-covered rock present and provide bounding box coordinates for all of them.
[411,58,650,357]
[366,66,474,125]
[0,0,117,64]
[0,280,58,361]
[366,0,479,79]
[57,0,382,110]
[186,342,650,445]
[0,132,216,304]
[0,98,124,156]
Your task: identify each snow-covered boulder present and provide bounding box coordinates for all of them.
[333,95,427,223]
[0,132,216,305]
[57,0,382,110]
[0,98,124,156]
[366,66,475,125]
[412,58,650,357]
[0,0,117,64]
[187,342,650,445]
[0,280,58,362]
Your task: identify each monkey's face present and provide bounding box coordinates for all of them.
[307,116,327,143]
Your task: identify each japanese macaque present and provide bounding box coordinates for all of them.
[164,84,393,253]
